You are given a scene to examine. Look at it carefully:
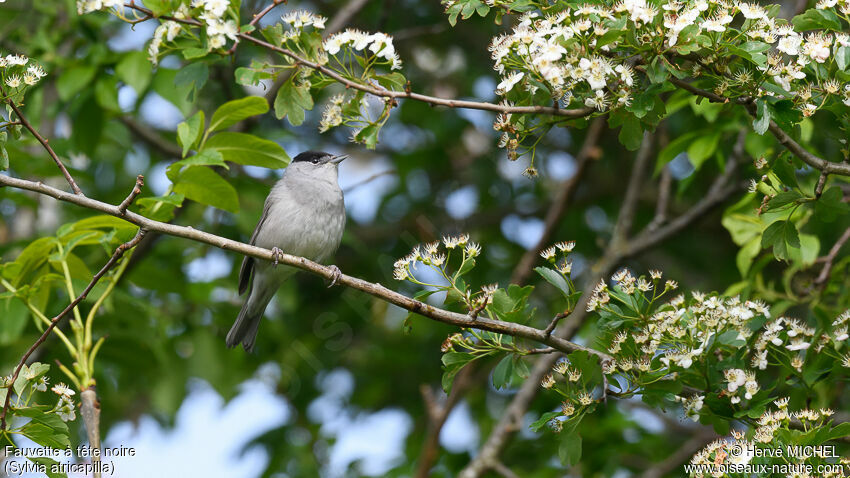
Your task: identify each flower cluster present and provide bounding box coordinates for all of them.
[323,29,402,70]
[0,53,46,95]
[51,382,77,422]
[465,0,850,167]
[76,0,122,15]
[689,401,843,478]
[538,357,597,430]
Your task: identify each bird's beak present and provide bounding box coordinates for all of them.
[330,154,348,164]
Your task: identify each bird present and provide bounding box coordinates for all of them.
[226,150,347,352]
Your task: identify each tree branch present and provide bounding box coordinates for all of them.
[0,228,146,430]
[666,76,850,177]
[0,173,609,361]
[122,3,596,119]
[2,88,83,195]
[510,117,605,284]
[415,364,477,478]
[263,0,370,104]
[814,226,850,288]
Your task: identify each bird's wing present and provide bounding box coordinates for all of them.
[238,201,272,295]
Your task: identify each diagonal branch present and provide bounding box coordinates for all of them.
[2,87,83,195]
[0,173,610,361]
[666,76,850,177]
[0,228,146,430]
[814,226,850,288]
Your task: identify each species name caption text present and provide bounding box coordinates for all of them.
[3,445,136,476]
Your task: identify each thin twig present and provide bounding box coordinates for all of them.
[0,229,146,430]
[814,227,850,288]
[226,0,288,55]
[1,87,83,195]
[491,461,521,478]
[117,175,144,215]
[0,173,610,361]
[666,76,850,177]
[511,117,605,284]
[343,169,396,194]
[815,170,828,198]
[415,365,476,478]
[542,311,569,337]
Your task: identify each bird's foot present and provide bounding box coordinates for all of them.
[271,247,284,266]
[327,265,342,288]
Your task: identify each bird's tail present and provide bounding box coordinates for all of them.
[226,284,276,352]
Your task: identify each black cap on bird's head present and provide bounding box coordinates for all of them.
[292,151,347,165]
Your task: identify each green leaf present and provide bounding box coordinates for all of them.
[441,352,475,393]
[205,132,291,168]
[17,407,70,448]
[772,156,800,189]
[530,411,561,432]
[116,51,152,94]
[374,72,407,91]
[209,96,269,132]
[792,8,842,31]
[143,0,176,16]
[56,66,96,101]
[685,131,720,169]
[815,187,850,222]
[152,69,193,116]
[655,131,699,174]
[0,297,28,345]
[174,62,209,103]
[559,427,582,466]
[753,99,770,135]
[645,57,669,83]
[492,355,513,389]
[166,150,227,181]
[137,193,185,222]
[171,166,239,213]
[28,457,68,478]
[534,267,570,297]
[11,237,56,287]
[354,124,380,149]
[736,237,761,277]
[177,111,205,158]
[94,76,121,112]
[274,79,313,126]
[768,191,803,210]
[235,67,272,86]
[618,115,643,151]
[761,220,800,261]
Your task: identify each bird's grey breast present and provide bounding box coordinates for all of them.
[254,172,345,264]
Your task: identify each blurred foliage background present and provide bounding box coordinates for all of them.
[1,0,847,476]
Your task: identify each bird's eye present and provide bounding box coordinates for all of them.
[311,158,319,164]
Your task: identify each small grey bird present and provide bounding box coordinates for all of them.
[227,151,347,352]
